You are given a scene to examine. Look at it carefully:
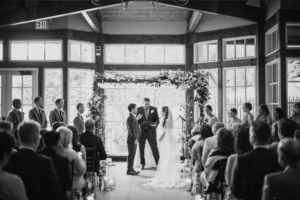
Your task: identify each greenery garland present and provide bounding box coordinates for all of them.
[87,70,210,135]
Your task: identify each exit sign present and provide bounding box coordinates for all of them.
[35,20,49,30]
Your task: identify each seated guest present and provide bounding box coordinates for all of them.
[0,121,12,134]
[255,104,272,126]
[7,99,24,134]
[204,105,218,127]
[52,121,66,131]
[80,119,107,173]
[41,131,72,200]
[262,139,300,200]
[29,96,47,129]
[231,121,281,200]
[224,127,252,200]
[271,107,285,142]
[73,103,85,134]
[0,132,28,200]
[294,129,300,141]
[191,124,213,173]
[241,102,254,128]
[227,108,241,130]
[290,102,300,125]
[201,128,234,199]
[49,98,67,127]
[188,124,201,154]
[57,127,86,190]
[202,122,225,166]
[68,126,86,163]
[5,120,59,200]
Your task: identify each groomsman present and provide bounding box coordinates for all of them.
[7,99,24,133]
[73,103,85,134]
[49,98,67,127]
[29,96,47,129]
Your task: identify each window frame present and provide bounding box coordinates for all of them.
[0,40,3,61]
[265,59,281,108]
[68,40,95,63]
[193,40,218,64]
[286,22,300,49]
[265,24,279,56]
[222,36,256,61]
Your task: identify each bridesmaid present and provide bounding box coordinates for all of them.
[255,104,272,126]
[241,102,254,128]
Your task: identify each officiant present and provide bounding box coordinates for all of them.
[137,98,160,169]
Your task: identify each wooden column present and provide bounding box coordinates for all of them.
[217,38,223,121]
[96,34,104,74]
[279,10,287,113]
[257,4,265,106]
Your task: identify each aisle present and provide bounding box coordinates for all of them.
[97,162,193,200]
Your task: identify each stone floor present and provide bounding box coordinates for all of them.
[97,162,194,200]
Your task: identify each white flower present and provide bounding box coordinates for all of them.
[150,110,154,114]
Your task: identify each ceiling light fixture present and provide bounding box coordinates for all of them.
[90,0,101,6]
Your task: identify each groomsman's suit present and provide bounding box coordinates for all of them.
[137,106,160,166]
[126,112,141,172]
[29,107,47,129]
[73,113,84,134]
[7,108,24,133]
[49,108,67,126]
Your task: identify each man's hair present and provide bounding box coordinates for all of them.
[278,138,300,166]
[205,105,213,111]
[275,107,285,119]
[52,122,66,131]
[43,131,60,147]
[217,128,234,154]
[12,99,21,108]
[212,122,225,135]
[251,121,271,145]
[294,102,300,109]
[55,98,63,105]
[128,103,136,112]
[294,129,300,141]
[76,103,84,111]
[244,102,252,111]
[33,96,42,104]
[85,119,95,131]
[230,108,238,114]
[57,127,72,148]
[279,118,298,138]
[0,131,15,160]
[0,121,12,134]
[144,98,150,102]
[18,120,40,145]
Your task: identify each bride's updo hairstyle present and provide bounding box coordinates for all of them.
[162,106,169,127]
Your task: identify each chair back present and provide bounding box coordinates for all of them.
[275,194,300,200]
[86,146,97,172]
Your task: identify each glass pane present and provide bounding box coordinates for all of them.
[208,43,217,61]
[44,69,63,111]
[246,86,255,101]
[81,42,94,63]
[125,45,144,64]
[236,87,246,103]
[145,46,164,64]
[23,75,32,87]
[246,68,255,86]
[273,64,278,82]
[69,70,81,88]
[202,43,208,62]
[0,42,3,60]
[236,69,246,86]
[287,25,300,47]
[23,88,32,104]
[12,88,22,100]
[246,38,255,57]
[70,41,81,61]
[164,45,184,64]
[287,59,300,81]
[225,69,235,87]
[69,88,81,105]
[11,41,28,60]
[225,40,235,59]
[105,45,125,64]
[12,75,22,87]
[236,39,245,58]
[28,41,44,60]
[226,87,235,104]
[45,41,62,61]
[80,71,94,88]
[273,84,279,103]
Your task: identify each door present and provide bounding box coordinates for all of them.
[0,70,38,120]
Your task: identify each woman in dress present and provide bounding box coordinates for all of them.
[68,125,87,163]
[144,106,184,188]
[227,108,241,130]
[241,103,254,128]
[255,104,272,126]
[271,108,285,142]
[204,105,218,127]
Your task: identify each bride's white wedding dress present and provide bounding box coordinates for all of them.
[144,109,185,188]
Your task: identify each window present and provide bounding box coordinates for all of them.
[287,58,300,117]
[0,41,3,61]
[10,40,62,61]
[69,40,95,63]
[194,40,218,63]
[202,69,218,118]
[68,69,94,124]
[286,23,300,48]
[266,60,280,115]
[265,25,279,55]
[44,69,63,122]
[104,44,185,65]
[223,66,256,123]
[223,36,256,60]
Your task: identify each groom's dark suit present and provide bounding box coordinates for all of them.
[137,106,160,166]
[126,113,140,171]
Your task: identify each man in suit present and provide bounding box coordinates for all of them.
[80,119,107,173]
[41,131,72,200]
[232,121,281,200]
[262,138,300,200]
[137,98,160,169]
[49,98,67,127]
[5,120,59,200]
[7,99,24,134]
[126,103,142,175]
[29,96,47,129]
[73,103,85,134]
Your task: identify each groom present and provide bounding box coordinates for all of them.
[137,98,160,169]
[126,103,142,175]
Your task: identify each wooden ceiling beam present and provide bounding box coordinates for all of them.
[82,11,102,33]
[187,11,203,33]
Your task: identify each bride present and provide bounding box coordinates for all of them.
[144,106,184,188]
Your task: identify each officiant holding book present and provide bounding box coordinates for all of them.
[137,98,160,169]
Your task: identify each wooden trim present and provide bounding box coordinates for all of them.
[279,10,287,113]
[104,65,185,71]
[103,35,186,44]
[222,59,257,68]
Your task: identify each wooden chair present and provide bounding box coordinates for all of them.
[85,146,97,172]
